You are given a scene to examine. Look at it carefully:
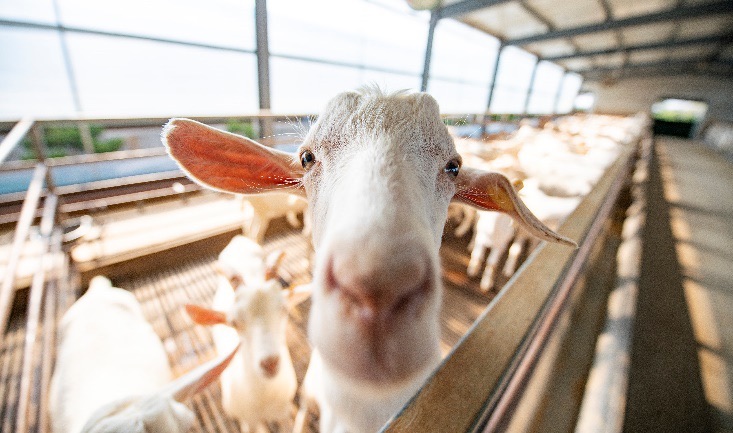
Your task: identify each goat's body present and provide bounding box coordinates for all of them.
[241,193,308,242]
[467,212,515,291]
[49,277,172,433]
[210,273,297,430]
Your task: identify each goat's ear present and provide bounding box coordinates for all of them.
[163,118,305,195]
[285,283,312,310]
[453,167,577,247]
[265,251,286,281]
[165,342,240,402]
[185,304,228,326]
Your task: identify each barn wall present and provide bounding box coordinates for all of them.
[584,75,733,123]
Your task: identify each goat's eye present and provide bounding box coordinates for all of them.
[300,150,316,170]
[444,159,461,177]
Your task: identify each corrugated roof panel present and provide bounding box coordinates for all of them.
[557,57,594,71]
[608,0,676,20]
[719,45,733,60]
[628,48,669,64]
[666,44,718,60]
[524,0,606,29]
[461,3,548,40]
[592,52,626,68]
[677,14,733,39]
[621,22,677,45]
[523,39,576,58]
[572,31,619,51]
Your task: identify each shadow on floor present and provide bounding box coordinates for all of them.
[623,142,711,433]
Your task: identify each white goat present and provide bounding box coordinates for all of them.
[503,179,582,277]
[164,88,574,433]
[185,235,310,433]
[240,193,310,242]
[49,276,236,433]
[467,211,515,292]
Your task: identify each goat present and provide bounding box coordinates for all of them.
[49,276,236,433]
[185,235,310,432]
[240,193,310,242]
[163,87,575,433]
[467,211,515,292]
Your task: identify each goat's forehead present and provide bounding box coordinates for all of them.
[306,92,455,157]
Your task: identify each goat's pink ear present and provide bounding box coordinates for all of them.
[185,304,228,326]
[453,167,577,247]
[265,251,286,281]
[163,118,305,195]
[285,283,312,310]
[166,342,240,402]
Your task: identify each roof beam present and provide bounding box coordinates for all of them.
[546,33,733,61]
[584,66,733,81]
[577,57,733,76]
[505,0,733,45]
[439,0,514,19]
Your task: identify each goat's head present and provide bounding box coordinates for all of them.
[164,88,574,387]
[80,345,237,433]
[186,237,309,378]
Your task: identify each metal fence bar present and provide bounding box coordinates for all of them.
[0,118,34,164]
[0,164,47,340]
[14,194,58,433]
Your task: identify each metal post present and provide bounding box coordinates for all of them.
[523,58,540,114]
[485,43,504,114]
[553,72,568,114]
[421,10,440,92]
[51,0,83,115]
[255,0,273,141]
[31,125,56,191]
[78,121,95,154]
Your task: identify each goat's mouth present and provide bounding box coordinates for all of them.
[312,276,442,385]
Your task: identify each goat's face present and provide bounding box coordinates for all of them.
[298,91,457,383]
[165,88,574,388]
[229,280,289,378]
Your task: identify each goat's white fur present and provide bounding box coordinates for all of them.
[192,235,305,432]
[163,87,574,433]
[49,276,231,433]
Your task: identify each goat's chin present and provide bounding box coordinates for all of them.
[309,297,442,386]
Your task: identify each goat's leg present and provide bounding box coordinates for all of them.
[286,210,302,228]
[454,207,475,238]
[467,243,486,277]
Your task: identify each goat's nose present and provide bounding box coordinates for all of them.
[259,355,280,378]
[328,250,431,325]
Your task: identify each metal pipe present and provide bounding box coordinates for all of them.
[0,164,48,340]
[255,0,273,140]
[0,118,34,164]
[421,10,440,92]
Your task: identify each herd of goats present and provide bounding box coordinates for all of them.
[49,88,647,433]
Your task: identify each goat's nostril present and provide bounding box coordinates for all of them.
[260,356,280,377]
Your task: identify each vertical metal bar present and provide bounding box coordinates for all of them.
[14,194,58,433]
[31,125,56,192]
[486,43,504,113]
[78,121,95,154]
[553,72,568,114]
[0,164,47,340]
[255,0,273,141]
[421,10,440,92]
[523,58,540,114]
[51,0,83,114]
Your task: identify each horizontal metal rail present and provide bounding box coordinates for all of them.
[0,164,47,340]
[383,141,637,433]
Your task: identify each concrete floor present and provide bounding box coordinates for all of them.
[625,138,733,433]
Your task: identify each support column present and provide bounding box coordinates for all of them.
[255,0,273,141]
[523,58,540,115]
[421,10,440,92]
[485,43,504,114]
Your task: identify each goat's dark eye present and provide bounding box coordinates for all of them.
[444,159,460,177]
[300,150,315,169]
